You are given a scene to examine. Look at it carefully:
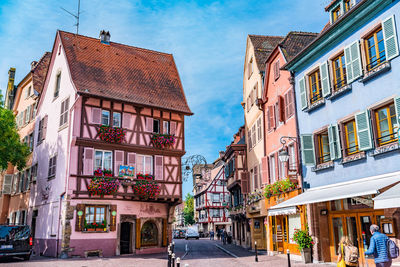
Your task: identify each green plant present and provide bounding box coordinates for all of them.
[264,178,298,199]
[292,226,314,250]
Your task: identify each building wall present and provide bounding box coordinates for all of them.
[243,38,265,192]
[293,1,400,189]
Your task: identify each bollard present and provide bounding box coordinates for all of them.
[172,253,175,267]
[172,241,175,253]
[168,250,172,267]
[287,249,291,267]
[184,264,189,267]
[176,257,181,267]
[255,241,258,262]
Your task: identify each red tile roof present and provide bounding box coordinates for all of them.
[248,35,284,72]
[59,31,192,115]
[32,52,51,93]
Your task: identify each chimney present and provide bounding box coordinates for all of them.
[99,30,111,45]
[31,61,38,70]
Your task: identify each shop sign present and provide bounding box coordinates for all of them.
[351,196,373,208]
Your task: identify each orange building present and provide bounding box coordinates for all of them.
[261,32,317,255]
[0,53,50,225]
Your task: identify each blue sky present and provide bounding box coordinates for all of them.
[0,0,330,197]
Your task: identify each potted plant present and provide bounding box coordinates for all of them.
[150,133,176,149]
[87,177,120,196]
[97,125,126,143]
[132,179,160,199]
[136,173,154,180]
[292,226,314,263]
[94,168,103,177]
[103,169,113,177]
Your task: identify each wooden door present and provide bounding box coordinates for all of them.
[329,214,344,262]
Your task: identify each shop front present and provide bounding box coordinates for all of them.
[266,189,306,255]
[246,199,268,250]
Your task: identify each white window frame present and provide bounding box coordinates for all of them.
[101,110,110,126]
[54,72,61,98]
[59,97,69,127]
[269,155,276,183]
[137,154,154,175]
[112,112,121,127]
[257,116,262,142]
[48,154,57,178]
[94,150,113,171]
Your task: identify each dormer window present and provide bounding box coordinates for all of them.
[329,0,355,24]
[344,0,351,12]
[332,6,341,22]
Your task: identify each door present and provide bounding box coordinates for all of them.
[329,215,344,262]
[120,222,132,254]
[357,212,378,266]
[275,216,284,252]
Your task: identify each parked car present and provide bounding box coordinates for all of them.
[185,229,199,240]
[0,225,32,261]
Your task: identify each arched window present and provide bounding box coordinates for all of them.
[141,221,158,246]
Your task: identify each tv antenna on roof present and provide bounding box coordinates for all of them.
[61,0,81,34]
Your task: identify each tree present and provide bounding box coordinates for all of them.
[183,193,195,225]
[0,94,30,171]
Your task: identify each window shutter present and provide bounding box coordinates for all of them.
[350,40,363,81]
[320,61,331,97]
[155,155,163,180]
[114,150,124,176]
[127,152,136,166]
[344,45,353,83]
[382,15,399,60]
[241,172,249,194]
[75,204,85,231]
[83,147,94,175]
[42,115,48,141]
[122,113,132,129]
[278,96,285,122]
[170,121,177,136]
[300,134,316,165]
[26,106,31,123]
[266,107,271,131]
[254,166,258,189]
[394,97,400,126]
[284,93,289,120]
[271,105,276,129]
[289,89,295,117]
[328,124,341,160]
[91,108,101,124]
[146,118,153,132]
[136,155,144,174]
[261,157,268,185]
[2,174,13,194]
[136,218,141,249]
[110,205,117,231]
[355,110,373,151]
[298,76,308,110]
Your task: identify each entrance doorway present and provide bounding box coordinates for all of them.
[329,211,384,266]
[120,222,132,254]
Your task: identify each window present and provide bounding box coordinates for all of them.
[344,0,351,12]
[332,53,347,90]
[95,150,112,171]
[112,112,121,127]
[248,128,252,151]
[163,121,170,134]
[375,103,398,146]
[141,221,158,246]
[365,27,386,71]
[332,6,341,22]
[212,194,220,203]
[28,132,34,152]
[308,70,322,104]
[257,117,262,142]
[248,57,253,78]
[136,155,153,175]
[59,98,69,127]
[317,132,330,163]
[153,119,160,134]
[101,110,110,125]
[288,144,296,171]
[25,86,31,99]
[54,73,61,98]
[278,149,286,179]
[48,155,57,178]
[253,84,258,105]
[85,205,106,224]
[285,89,295,119]
[269,155,276,183]
[254,166,258,189]
[344,120,359,155]
[274,60,280,80]
[251,125,256,147]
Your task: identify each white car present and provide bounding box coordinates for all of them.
[185,229,200,240]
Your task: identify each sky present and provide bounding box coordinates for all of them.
[0,0,330,197]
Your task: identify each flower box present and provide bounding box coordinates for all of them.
[264,178,298,199]
[87,177,120,196]
[132,179,160,199]
[151,134,175,149]
[98,125,126,143]
[136,173,154,180]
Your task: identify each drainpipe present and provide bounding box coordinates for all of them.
[57,94,81,258]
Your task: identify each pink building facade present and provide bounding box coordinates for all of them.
[29,30,191,257]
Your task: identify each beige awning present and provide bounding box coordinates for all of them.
[268,206,297,216]
[373,182,400,209]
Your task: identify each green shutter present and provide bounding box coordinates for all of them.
[320,61,331,97]
[382,15,399,60]
[300,134,315,166]
[344,45,353,83]
[350,40,363,80]
[299,76,307,110]
[328,124,342,160]
[355,110,373,151]
[394,96,400,127]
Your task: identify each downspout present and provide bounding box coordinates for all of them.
[57,94,80,258]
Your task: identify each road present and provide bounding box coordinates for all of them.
[0,238,335,267]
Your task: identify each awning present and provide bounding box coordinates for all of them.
[373,182,400,209]
[268,206,297,216]
[268,171,400,210]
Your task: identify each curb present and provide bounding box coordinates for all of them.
[215,244,238,258]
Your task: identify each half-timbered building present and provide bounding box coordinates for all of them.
[29,30,191,258]
[194,157,230,235]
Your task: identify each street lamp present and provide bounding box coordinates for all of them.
[278,149,290,163]
[278,136,298,163]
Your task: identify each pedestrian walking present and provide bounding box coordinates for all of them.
[364,224,392,267]
[210,230,214,240]
[337,236,358,267]
[222,230,227,245]
[217,229,221,241]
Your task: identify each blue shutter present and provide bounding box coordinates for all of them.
[394,97,400,127]
[382,15,399,60]
[320,61,331,97]
[300,134,315,165]
[299,76,308,110]
[328,124,342,160]
[350,40,363,80]
[355,111,373,151]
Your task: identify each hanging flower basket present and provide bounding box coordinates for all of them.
[136,173,154,180]
[97,125,126,143]
[87,177,120,196]
[132,180,160,199]
[151,133,175,149]
[94,168,113,177]
[264,178,298,199]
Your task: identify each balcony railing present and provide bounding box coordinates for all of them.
[377,132,398,146]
